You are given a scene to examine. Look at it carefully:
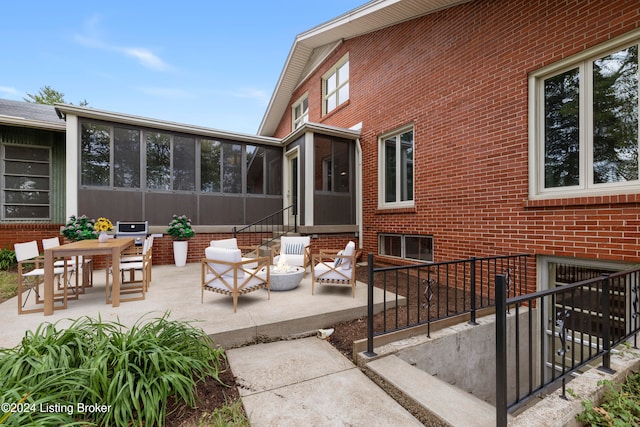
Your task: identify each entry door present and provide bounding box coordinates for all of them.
[286,152,299,228]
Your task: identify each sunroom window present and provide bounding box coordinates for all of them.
[531,38,639,198]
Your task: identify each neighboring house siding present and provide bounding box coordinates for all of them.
[0,125,66,223]
[273,0,640,266]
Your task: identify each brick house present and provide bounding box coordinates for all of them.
[258,0,640,293]
[2,0,640,293]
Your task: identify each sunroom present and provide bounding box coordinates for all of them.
[54,104,361,245]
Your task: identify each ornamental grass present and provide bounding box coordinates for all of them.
[0,313,226,426]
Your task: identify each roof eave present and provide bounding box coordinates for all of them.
[258,0,472,137]
[0,115,66,132]
[55,103,282,146]
[282,122,361,146]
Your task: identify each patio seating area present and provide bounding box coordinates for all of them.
[0,262,398,350]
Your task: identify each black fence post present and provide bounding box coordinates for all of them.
[365,253,376,357]
[599,273,615,374]
[469,257,478,325]
[495,274,508,427]
[232,226,237,239]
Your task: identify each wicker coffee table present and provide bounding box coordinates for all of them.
[269,266,304,291]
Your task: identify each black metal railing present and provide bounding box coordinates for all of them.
[232,204,297,249]
[365,253,531,355]
[495,267,640,426]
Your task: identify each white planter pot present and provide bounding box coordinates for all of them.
[173,241,188,267]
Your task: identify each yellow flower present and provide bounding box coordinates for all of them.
[94,217,113,232]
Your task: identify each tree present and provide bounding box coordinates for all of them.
[23,86,89,106]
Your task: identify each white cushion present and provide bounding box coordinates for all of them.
[210,238,238,249]
[341,241,356,270]
[205,247,242,278]
[313,263,352,281]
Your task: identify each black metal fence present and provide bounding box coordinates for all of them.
[365,253,531,354]
[495,267,640,426]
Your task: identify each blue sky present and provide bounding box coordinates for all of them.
[2,1,365,134]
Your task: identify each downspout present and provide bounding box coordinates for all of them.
[356,137,363,249]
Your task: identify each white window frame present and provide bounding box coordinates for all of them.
[292,94,309,130]
[379,233,433,262]
[529,30,640,200]
[322,54,349,115]
[378,125,414,209]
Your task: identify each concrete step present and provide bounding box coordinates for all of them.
[367,354,501,427]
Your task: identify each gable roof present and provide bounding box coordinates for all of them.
[0,98,66,131]
[257,0,471,136]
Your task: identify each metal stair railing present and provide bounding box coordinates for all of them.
[232,205,297,251]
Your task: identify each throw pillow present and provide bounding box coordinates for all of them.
[285,242,304,255]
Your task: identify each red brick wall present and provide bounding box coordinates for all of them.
[273,0,640,275]
[1,225,355,267]
[0,224,64,252]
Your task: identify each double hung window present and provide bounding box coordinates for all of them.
[322,55,349,115]
[379,126,414,208]
[292,95,308,130]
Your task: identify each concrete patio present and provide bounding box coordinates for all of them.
[0,262,393,350]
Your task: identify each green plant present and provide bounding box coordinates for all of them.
[196,400,250,427]
[0,248,16,270]
[577,375,640,426]
[61,214,97,241]
[167,214,195,240]
[0,313,227,426]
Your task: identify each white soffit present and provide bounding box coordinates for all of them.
[258,0,472,136]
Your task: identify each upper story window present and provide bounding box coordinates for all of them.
[322,54,349,115]
[379,126,414,208]
[530,35,639,198]
[292,94,308,130]
[2,144,51,219]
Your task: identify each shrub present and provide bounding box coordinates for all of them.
[577,374,640,426]
[0,313,226,426]
[61,214,97,241]
[0,249,16,270]
[167,214,195,240]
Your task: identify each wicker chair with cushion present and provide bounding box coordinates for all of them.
[311,241,357,297]
[201,246,270,313]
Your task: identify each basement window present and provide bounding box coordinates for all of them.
[379,234,433,262]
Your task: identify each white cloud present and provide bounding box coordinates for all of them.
[74,16,171,71]
[0,86,20,98]
[123,48,170,71]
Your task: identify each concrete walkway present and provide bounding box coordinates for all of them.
[227,337,423,426]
